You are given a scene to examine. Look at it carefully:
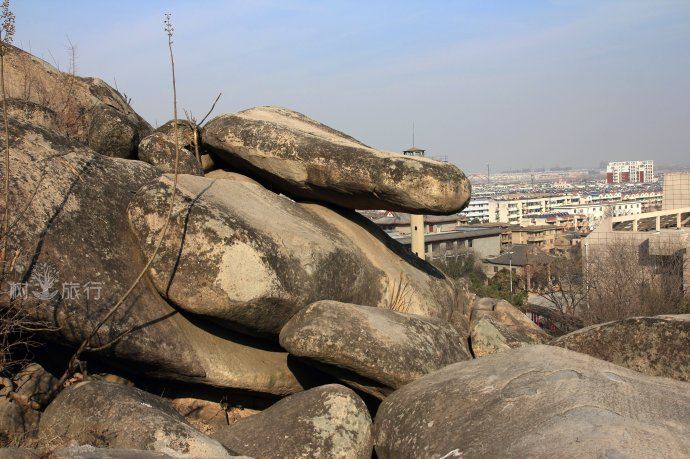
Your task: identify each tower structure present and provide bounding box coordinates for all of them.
[403,139,426,259]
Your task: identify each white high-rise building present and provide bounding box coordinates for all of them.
[606,160,653,184]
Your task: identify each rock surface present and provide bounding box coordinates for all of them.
[0,364,57,446]
[39,381,230,457]
[138,120,203,175]
[212,384,373,459]
[0,119,310,395]
[469,297,548,357]
[128,173,456,336]
[0,98,58,131]
[554,314,690,382]
[4,45,150,157]
[203,106,471,214]
[280,301,470,395]
[49,446,175,458]
[374,345,690,458]
[0,448,38,459]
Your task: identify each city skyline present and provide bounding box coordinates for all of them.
[14,0,690,173]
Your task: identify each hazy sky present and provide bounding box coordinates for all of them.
[15,1,690,173]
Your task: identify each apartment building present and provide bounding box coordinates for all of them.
[459,199,490,223]
[553,201,642,230]
[521,212,589,233]
[500,225,562,252]
[488,194,581,225]
[606,160,654,184]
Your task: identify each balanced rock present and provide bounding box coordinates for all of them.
[138,119,203,175]
[212,384,373,459]
[39,381,230,457]
[128,173,456,336]
[202,106,471,214]
[0,119,309,395]
[4,45,150,157]
[554,314,690,382]
[374,345,690,458]
[280,301,470,397]
[469,298,548,357]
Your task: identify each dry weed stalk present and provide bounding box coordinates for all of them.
[40,12,185,408]
[386,272,413,313]
[0,0,15,275]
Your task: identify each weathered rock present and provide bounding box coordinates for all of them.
[169,397,258,436]
[138,120,203,175]
[0,119,311,395]
[374,345,690,458]
[4,45,151,156]
[0,98,58,131]
[468,298,548,357]
[49,446,175,459]
[280,301,470,396]
[212,384,372,459]
[200,153,217,173]
[554,314,690,382]
[204,169,260,184]
[39,381,230,457]
[128,174,455,336]
[0,364,57,446]
[202,106,471,214]
[0,447,38,459]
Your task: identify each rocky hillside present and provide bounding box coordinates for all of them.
[0,46,689,458]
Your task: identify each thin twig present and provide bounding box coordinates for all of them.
[41,12,183,408]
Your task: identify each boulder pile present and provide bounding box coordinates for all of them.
[1,46,689,457]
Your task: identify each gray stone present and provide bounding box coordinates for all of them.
[212,384,372,459]
[138,120,203,175]
[39,381,230,457]
[374,345,690,458]
[202,106,471,214]
[128,174,455,337]
[86,105,142,159]
[0,119,309,395]
[280,301,470,397]
[0,98,58,131]
[50,446,174,458]
[4,45,151,156]
[0,364,57,446]
[554,314,690,382]
[0,448,38,459]
[469,298,548,357]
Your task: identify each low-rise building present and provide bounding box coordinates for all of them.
[521,212,589,233]
[553,201,642,230]
[482,244,554,291]
[500,225,562,252]
[372,212,461,236]
[393,227,504,261]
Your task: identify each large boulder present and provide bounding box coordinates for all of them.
[212,384,373,459]
[280,301,470,397]
[469,298,548,357]
[49,446,174,458]
[38,381,230,457]
[374,345,690,458]
[138,120,203,175]
[128,173,456,337]
[0,364,57,446]
[202,106,471,214]
[554,314,690,382]
[0,98,58,131]
[0,119,311,395]
[3,45,150,157]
